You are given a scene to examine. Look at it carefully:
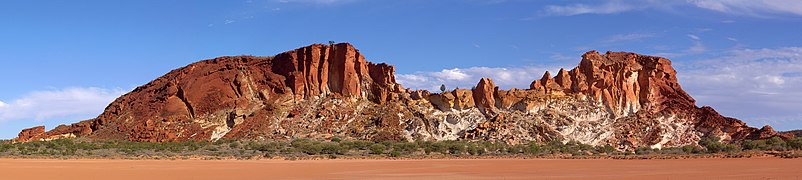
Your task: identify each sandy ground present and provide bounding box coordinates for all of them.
[0,157,800,180]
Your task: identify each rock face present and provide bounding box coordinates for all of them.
[784,130,802,137]
[14,44,783,149]
[16,126,45,142]
[473,78,496,113]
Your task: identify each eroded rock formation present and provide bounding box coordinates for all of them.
[14,44,782,149]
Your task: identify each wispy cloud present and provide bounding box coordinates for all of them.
[0,87,126,123]
[685,34,706,53]
[678,47,802,128]
[687,34,701,40]
[603,33,656,43]
[276,0,358,5]
[542,0,802,17]
[688,0,802,17]
[543,0,636,16]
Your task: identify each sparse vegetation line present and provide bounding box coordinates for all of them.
[1,136,801,160]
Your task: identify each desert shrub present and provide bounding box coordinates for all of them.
[635,147,656,155]
[681,145,704,154]
[446,141,467,155]
[249,141,283,154]
[766,137,787,151]
[320,142,345,155]
[0,143,10,153]
[479,141,503,154]
[504,144,524,154]
[699,136,740,153]
[787,137,802,150]
[742,139,769,150]
[369,143,386,154]
[594,144,616,154]
[392,142,418,154]
[466,143,483,155]
[525,143,542,155]
[389,150,401,157]
[206,146,220,152]
[419,141,445,154]
[291,139,323,155]
[229,141,241,149]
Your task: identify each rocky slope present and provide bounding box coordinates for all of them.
[15,43,783,149]
[784,130,802,137]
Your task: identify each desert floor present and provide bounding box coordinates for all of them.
[0,157,800,180]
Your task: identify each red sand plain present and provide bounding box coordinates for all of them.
[0,157,800,180]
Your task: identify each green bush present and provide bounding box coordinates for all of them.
[787,137,802,150]
[699,136,740,153]
[526,143,542,155]
[369,143,386,154]
[766,137,787,151]
[392,142,418,154]
[291,139,323,155]
[680,145,704,154]
[742,140,768,150]
[446,141,467,155]
[466,143,483,155]
[594,144,616,154]
[389,150,401,157]
[10,136,802,159]
[635,147,656,155]
[320,142,345,155]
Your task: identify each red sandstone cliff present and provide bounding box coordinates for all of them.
[13,44,781,148]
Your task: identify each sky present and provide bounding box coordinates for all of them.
[1,0,801,139]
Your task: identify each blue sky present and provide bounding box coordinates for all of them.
[1,0,801,139]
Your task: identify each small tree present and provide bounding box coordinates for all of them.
[328,41,335,46]
[440,84,446,93]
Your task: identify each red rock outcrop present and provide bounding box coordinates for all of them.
[15,43,402,142]
[533,50,696,116]
[524,51,778,143]
[14,44,781,148]
[16,126,45,142]
[473,78,496,113]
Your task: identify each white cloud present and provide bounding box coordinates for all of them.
[685,34,706,53]
[687,34,701,40]
[543,1,636,16]
[687,41,706,53]
[542,0,802,17]
[0,87,126,122]
[688,0,802,17]
[603,33,656,43]
[433,68,471,81]
[0,101,6,108]
[276,0,357,4]
[677,47,802,128]
[397,65,566,92]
